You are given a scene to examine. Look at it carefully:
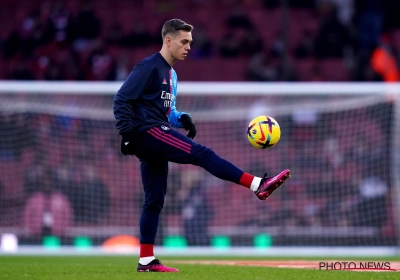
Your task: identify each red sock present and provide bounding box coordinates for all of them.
[140,244,154,258]
[239,172,254,188]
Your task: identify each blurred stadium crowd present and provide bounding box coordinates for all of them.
[0,0,400,82]
[0,98,396,244]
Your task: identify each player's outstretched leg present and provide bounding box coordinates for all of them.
[255,169,291,200]
[137,259,178,272]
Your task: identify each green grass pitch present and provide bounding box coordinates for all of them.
[1,256,399,280]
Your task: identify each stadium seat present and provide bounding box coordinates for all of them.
[319,59,350,81]
[295,58,321,81]
[23,191,73,236]
[173,57,248,81]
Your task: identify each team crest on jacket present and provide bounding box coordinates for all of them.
[161,125,170,131]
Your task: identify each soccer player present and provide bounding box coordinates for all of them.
[113,18,291,273]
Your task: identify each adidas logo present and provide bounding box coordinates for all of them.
[162,78,167,84]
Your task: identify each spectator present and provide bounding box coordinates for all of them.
[79,165,110,224]
[72,1,101,52]
[263,0,280,9]
[9,60,36,80]
[24,161,47,195]
[307,65,326,81]
[86,46,116,80]
[353,0,384,52]
[347,135,382,174]
[277,56,299,81]
[43,59,65,80]
[225,6,253,30]
[240,30,264,57]
[3,9,47,58]
[52,158,84,223]
[123,22,154,48]
[353,171,388,228]
[264,0,316,9]
[294,29,316,59]
[23,168,73,237]
[246,52,278,81]
[218,30,242,58]
[270,31,286,58]
[370,34,400,82]
[62,164,110,225]
[104,22,125,47]
[190,25,213,58]
[180,169,213,246]
[2,29,19,59]
[289,0,316,9]
[0,113,31,159]
[45,1,74,45]
[383,0,400,31]
[314,4,351,58]
[114,53,131,81]
[316,0,354,26]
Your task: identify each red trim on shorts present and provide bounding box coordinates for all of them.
[148,127,191,153]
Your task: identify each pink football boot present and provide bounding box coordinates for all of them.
[255,169,291,200]
[137,259,178,272]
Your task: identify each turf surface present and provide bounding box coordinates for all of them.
[0,256,399,280]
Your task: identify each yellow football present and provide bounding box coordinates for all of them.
[247,115,281,149]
